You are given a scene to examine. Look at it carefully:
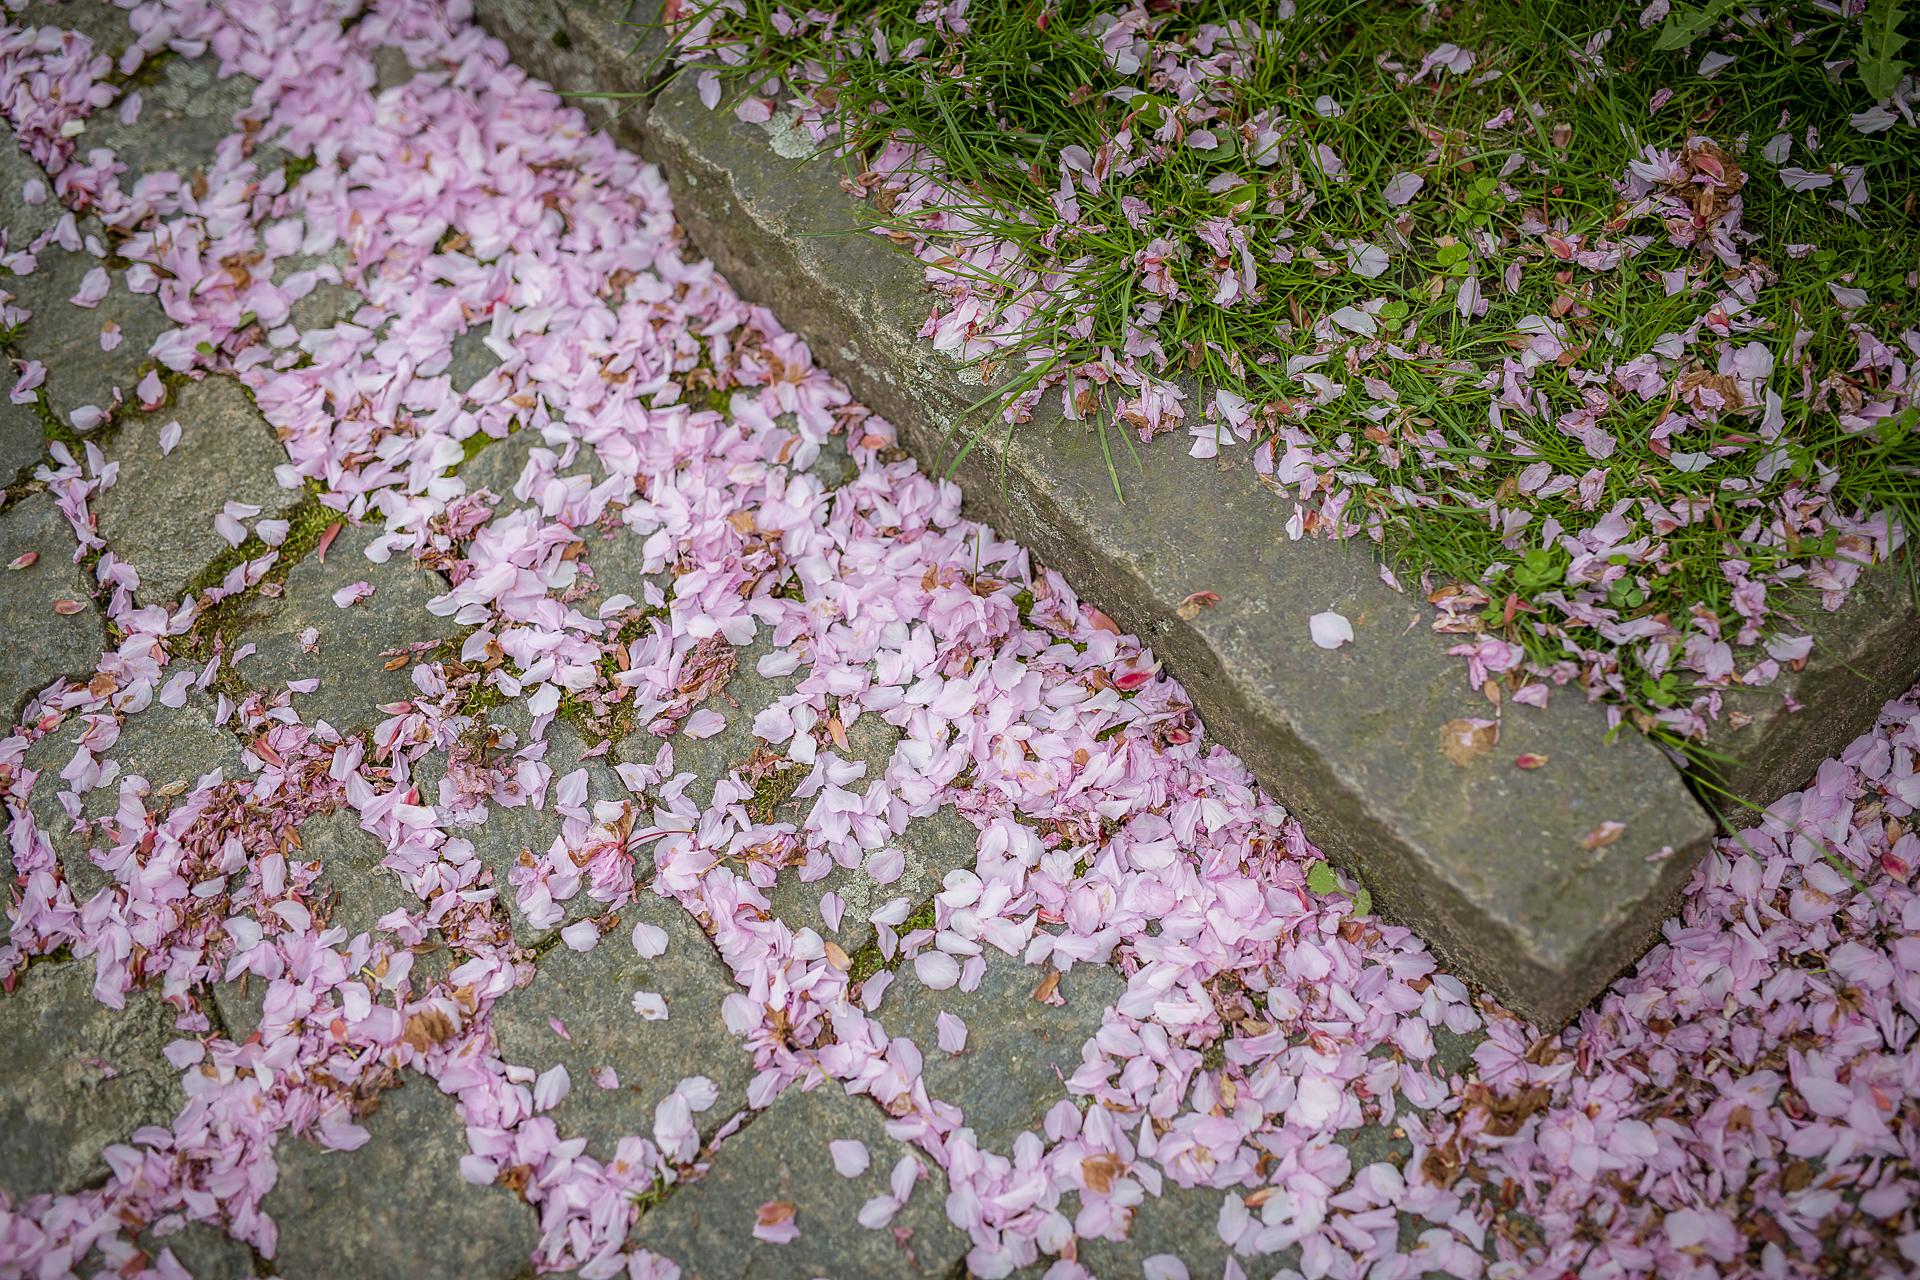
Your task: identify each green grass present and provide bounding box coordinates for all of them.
[670,0,1920,745]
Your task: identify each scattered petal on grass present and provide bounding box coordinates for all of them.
[1381,171,1424,205]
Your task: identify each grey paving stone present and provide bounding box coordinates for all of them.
[1,395,50,484]
[297,808,418,943]
[279,243,360,335]
[1078,1181,1246,1280]
[239,522,458,732]
[448,325,503,397]
[0,492,106,721]
[668,634,803,805]
[490,892,751,1150]
[768,804,976,956]
[805,432,858,493]
[92,374,292,605]
[83,56,267,189]
[472,0,670,139]
[7,241,172,431]
[133,1221,260,1280]
[630,1083,968,1280]
[24,0,138,56]
[1,123,61,254]
[424,710,633,946]
[458,427,540,499]
[212,807,449,1042]
[371,45,416,94]
[23,690,244,903]
[0,956,186,1196]
[1703,557,1920,810]
[576,516,671,613]
[264,1075,541,1280]
[877,947,1123,1153]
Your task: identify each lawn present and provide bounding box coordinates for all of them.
[666,0,1919,769]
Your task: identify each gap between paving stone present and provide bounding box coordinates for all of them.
[454,0,1920,1029]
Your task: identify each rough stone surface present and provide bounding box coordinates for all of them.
[668,633,803,805]
[877,947,1122,1152]
[92,374,293,605]
[447,325,504,397]
[83,56,268,189]
[1,121,60,251]
[0,492,107,721]
[23,690,243,903]
[25,0,139,55]
[279,243,361,335]
[0,957,186,1197]
[1704,556,1920,810]
[239,521,459,732]
[209,807,447,1042]
[7,238,173,431]
[424,710,635,946]
[132,1222,261,1280]
[768,804,977,956]
[474,0,668,137]
[264,1076,541,1280]
[457,21,1726,1027]
[298,808,421,943]
[1,397,47,485]
[1077,1182,1243,1280]
[630,1083,968,1279]
[490,893,752,1148]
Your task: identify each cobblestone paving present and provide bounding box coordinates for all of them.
[12,4,1914,1280]
[0,8,1493,1268]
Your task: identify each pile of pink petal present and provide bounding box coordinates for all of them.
[1,3,1917,1279]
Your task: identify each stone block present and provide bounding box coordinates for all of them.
[238,521,459,733]
[264,1076,541,1280]
[767,804,977,956]
[630,1083,968,1279]
[489,892,753,1150]
[474,0,669,140]
[7,240,172,431]
[81,56,268,189]
[0,492,106,721]
[91,374,293,605]
[23,690,242,904]
[0,957,185,1196]
[875,947,1122,1152]
[510,48,1724,1028]
[1702,556,1920,810]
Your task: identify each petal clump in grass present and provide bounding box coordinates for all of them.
[671,0,1920,751]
